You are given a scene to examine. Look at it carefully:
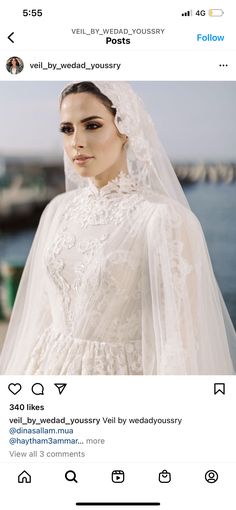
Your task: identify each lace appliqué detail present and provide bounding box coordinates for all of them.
[63,173,144,234]
[25,327,143,375]
[76,250,142,341]
[73,235,109,292]
[44,230,76,326]
[44,173,143,332]
[45,230,109,328]
[153,206,193,351]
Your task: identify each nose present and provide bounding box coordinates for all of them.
[71,129,86,149]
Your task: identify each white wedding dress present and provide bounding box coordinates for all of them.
[26,172,145,375]
[1,170,232,375]
[1,81,235,375]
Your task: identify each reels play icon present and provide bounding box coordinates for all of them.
[111,470,125,483]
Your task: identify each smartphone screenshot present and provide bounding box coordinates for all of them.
[0,1,235,509]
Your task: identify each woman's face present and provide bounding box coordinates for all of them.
[11,58,17,66]
[60,92,127,182]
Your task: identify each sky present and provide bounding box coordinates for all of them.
[0,81,236,161]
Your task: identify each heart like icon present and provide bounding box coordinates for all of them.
[8,383,22,395]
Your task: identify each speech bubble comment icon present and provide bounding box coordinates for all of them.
[31,383,44,395]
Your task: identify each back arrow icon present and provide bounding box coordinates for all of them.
[8,32,14,43]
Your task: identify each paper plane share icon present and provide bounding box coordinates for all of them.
[54,383,67,395]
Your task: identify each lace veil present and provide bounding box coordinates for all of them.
[0,81,235,374]
[65,81,189,207]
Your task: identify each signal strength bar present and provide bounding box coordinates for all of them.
[181,10,193,16]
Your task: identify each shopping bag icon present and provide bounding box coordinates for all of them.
[158,469,171,483]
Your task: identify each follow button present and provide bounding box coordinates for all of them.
[197,33,225,42]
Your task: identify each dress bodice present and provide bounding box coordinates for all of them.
[44,172,146,343]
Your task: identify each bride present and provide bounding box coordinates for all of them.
[0,81,235,375]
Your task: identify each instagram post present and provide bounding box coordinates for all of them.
[0,81,235,375]
[1,2,236,509]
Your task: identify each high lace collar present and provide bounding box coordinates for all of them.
[87,171,140,198]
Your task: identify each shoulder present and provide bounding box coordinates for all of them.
[41,190,80,217]
[145,194,202,234]
[36,190,80,232]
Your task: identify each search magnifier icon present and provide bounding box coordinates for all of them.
[65,470,78,483]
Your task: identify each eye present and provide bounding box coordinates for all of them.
[85,123,102,130]
[60,125,73,134]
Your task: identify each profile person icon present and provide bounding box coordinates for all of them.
[6,56,24,75]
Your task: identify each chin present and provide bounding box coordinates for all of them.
[78,168,90,177]
[74,165,93,178]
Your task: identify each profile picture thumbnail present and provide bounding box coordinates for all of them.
[6,56,24,75]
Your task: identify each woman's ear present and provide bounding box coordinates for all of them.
[123,135,128,147]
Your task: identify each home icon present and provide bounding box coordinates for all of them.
[18,470,31,483]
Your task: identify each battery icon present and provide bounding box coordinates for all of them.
[209,9,224,17]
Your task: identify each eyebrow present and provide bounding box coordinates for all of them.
[60,115,103,126]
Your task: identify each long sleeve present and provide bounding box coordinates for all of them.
[141,201,235,374]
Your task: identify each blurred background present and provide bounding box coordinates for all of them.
[0,81,236,348]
